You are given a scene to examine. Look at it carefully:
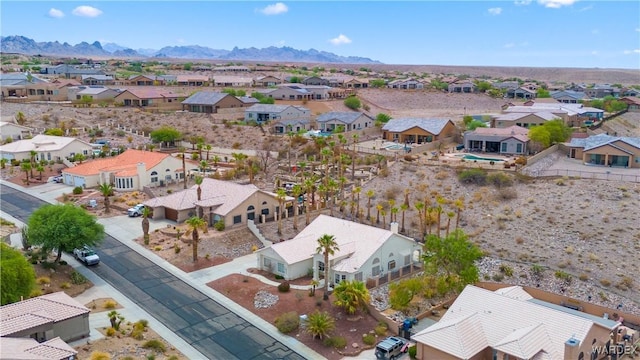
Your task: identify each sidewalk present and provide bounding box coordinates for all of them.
[0,180,324,359]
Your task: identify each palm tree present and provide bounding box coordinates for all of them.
[29,150,37,178]
[366,190,374,221]
[36,163,44,180]
[292,184,303,231]
[197,142,204,160]
[435,196,446,237]
[446,211,456,237]
[332,280,370,315]
[415,201,425,237]
[354,186,362,221]
[194,176,203,201]
[454,198,465,231]
[391,207,398,226]
[388,199,396,222]
[306,310,335,340]
[99,183,113,214]
[351,133,359,181]
[276,188,286,235]
[15,111,26,125]
[141,207,151,244]
[21,162,31,185]
[304,178,314,225]
[375,203,383,225]
[316,234,339,299]
[400,203,409,233]
[205,144,212,161]
[380,209,387,229]
[180,147,187,189]
[212,155,221,167]
[185,216,207,262]
[107,310,124,331]
[309,279,319,296]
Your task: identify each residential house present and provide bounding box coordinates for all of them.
[582,84,618,98]
[81,75,115,86]
[23,80,76,101]
[0,291,90,342]
[244,104,311,123]
[315,112,373,132]
[255,215,422,283]
[566,133,640,168]
[66,86,121,102]
[387,78,424,90]
[1,337,77,360]
[127,74,166,86]
[213,66,251,72]
[254,75,282,87]
[620,96,640,112]
[176,75,209,86]
[491,111,560,129]
[40,64,105,79]
[212,75,253,87]
[298,85,335,100]
[237,96,260,106]
[0,72,48,97]
[381,118,457,144]
[412,285,618,360]
[272,119,311,134]
[505,86,537,99]
[62,149,185,189]
[325,77,345,88]
[343,78,369,88]
[463,125,530,154]
[448,81,476,93]
[261,85,313,101]
[622,88,640,97]
[551,90,590,103]
[181,91,246,113]
[502,103,604,126]
[144,178,286,226]
[302,76,329,86]
[115,88,185,109]
[0,134,93,162]
[0,121,32,142]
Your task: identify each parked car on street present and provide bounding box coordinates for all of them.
[73,246,100,265]
[127,204,145,217]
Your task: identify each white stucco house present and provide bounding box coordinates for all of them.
[315,112,373,132]
[62,149,185,190]
[255,215,422,285]
[244,104,311,123]
[0,134,93,162]
[0,121,32,142]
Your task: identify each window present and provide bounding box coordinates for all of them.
[404,254,411,266]
[355,272,363,282]
[334,274,346,284]
[263,258,271,268]
[372,265,381,277]
[388,260,396,271]
[578,352,584,360]
[233,215,242,224]
[516,143,522,153]
[277,262,285,274]
[501,143,507,152]
[150,171,158,183]
[318,261,325,272]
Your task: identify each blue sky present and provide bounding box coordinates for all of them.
[1,1,639,69]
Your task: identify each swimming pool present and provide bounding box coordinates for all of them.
[384,143,406,150]
[461,154,504,162]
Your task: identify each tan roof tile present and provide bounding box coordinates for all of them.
[63,149,169,176]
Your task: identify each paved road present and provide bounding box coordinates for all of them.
[0,184,305,360]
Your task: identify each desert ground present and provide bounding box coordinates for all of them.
[2,89,639,321]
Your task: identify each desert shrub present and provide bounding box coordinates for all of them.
[374,324,388,336]
[492,273,505,282]
[105,327,116,336]
[555,271,572,282]
[60,282,71,289]
[30,289,43,298]
[274,311,299,333]
[167,356,179,360]
[41,261,57,270]
[344,96,361,110]
[70,270,88,285]
[458,168,487,185]
[130,328,144,340]
[37,276,51,285]
[579,274,589,281]
[90,351,111,360]
[600,278,612,287]
[174,244,180,254]
[136,319,149,329]
[409,345,417,359]
[434,171,449,180]
[104,300,117,309]
[142,339,166,353]
[496,188,517,200]
[363,333,376,345]
[617,276,633,290]
[73,186,83,195]
[274,274,284,280]
[499,264,513,277]
[278,281,291,293]
[214,219,225,231]
[323,336,347,349]
[514,156,527,166]
[487,172,513,187]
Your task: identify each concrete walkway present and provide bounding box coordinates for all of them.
[0,180,324,359]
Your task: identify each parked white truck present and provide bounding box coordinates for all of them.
[73,246,100,265]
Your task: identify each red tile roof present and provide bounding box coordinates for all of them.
[63,149,170,176]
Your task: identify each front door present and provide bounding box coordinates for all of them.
[570,148,576,158]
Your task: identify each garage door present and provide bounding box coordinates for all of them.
[1,153,15,160]
[73,176,85,188]
[164,208,178,221]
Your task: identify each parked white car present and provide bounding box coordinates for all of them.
[127,204,145,217]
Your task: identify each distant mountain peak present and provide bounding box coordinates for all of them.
[0,35,382,64]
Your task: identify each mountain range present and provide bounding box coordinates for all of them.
[1,35,381,64]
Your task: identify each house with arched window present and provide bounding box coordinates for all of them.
[255,215,422,284]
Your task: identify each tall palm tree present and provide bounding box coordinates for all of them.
[185,216,207,262]
[194,176,203,201]
[276,188,286,235]
[354,186,362,221]
[400,203,409,233]
[291,184,303,231]
[29,150,37,178]
[351,133,359,181]
[197,142,204,160]
[415,201,425,237]
[21,162,31,185]
[332,280,370,315]
[141,207,151,244]
[366,189,374,221]
[199,160,208,174]
[435,196,446,237]
[205,144,212,161]
[36,163,44,180]
[297,160,307,182]
[454,197,465,231]
[180,147,187,189]
[212,155,221,167]
[380,209,387,229]
[99,183,113,214]
[304,178,314,225]
[446,211,456,237]
[388,199,396,222]
[390,207,398,226]
[375,203,383,225]
[316,234,339,299]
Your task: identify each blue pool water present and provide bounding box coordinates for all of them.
[385,143,406,150]
[462,154,504,162]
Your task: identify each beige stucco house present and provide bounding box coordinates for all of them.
[144,178,287,226]
[566,133,640,168]
[315,112,373,132]
[62,149,185,190]
[0,134,93,162]
[381,118,457,144]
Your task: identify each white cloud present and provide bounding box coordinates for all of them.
[48,8,64,18]
[72,5,103,17]
[488,7,502,15]
[578,4,593,12]
[514,0,532,5]
[329,34,352,46]
[260,3,288,15]
[623,49,640,54]
[537,0,577,8]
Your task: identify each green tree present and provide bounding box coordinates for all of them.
[259,97,275,104]
[476,81,492,93]
[388,277,425,311]
[316,234,340,298]
[466,120,487,130]
[423,230,483,292]
[44,128,64,136]
[27,204,104,263]
[183,62,192,71]
[370,79,386,88]
[344,96,361,110]
[529,119,572,149]
[375,113,392,123]
[15,111,27,125]
[150,126,182,146]
[536,88,551,98]
[222,88,237,96]
[332,280,370,315]
[306,310,335,340]
[185,216,207,262]
[99,183,114,214]
[0,243,36,305]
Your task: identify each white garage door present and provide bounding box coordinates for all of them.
[72,176,85,188]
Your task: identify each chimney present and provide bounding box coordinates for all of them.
[390,222,399,234]
[136,162,146,190]
[563,337,580,360]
